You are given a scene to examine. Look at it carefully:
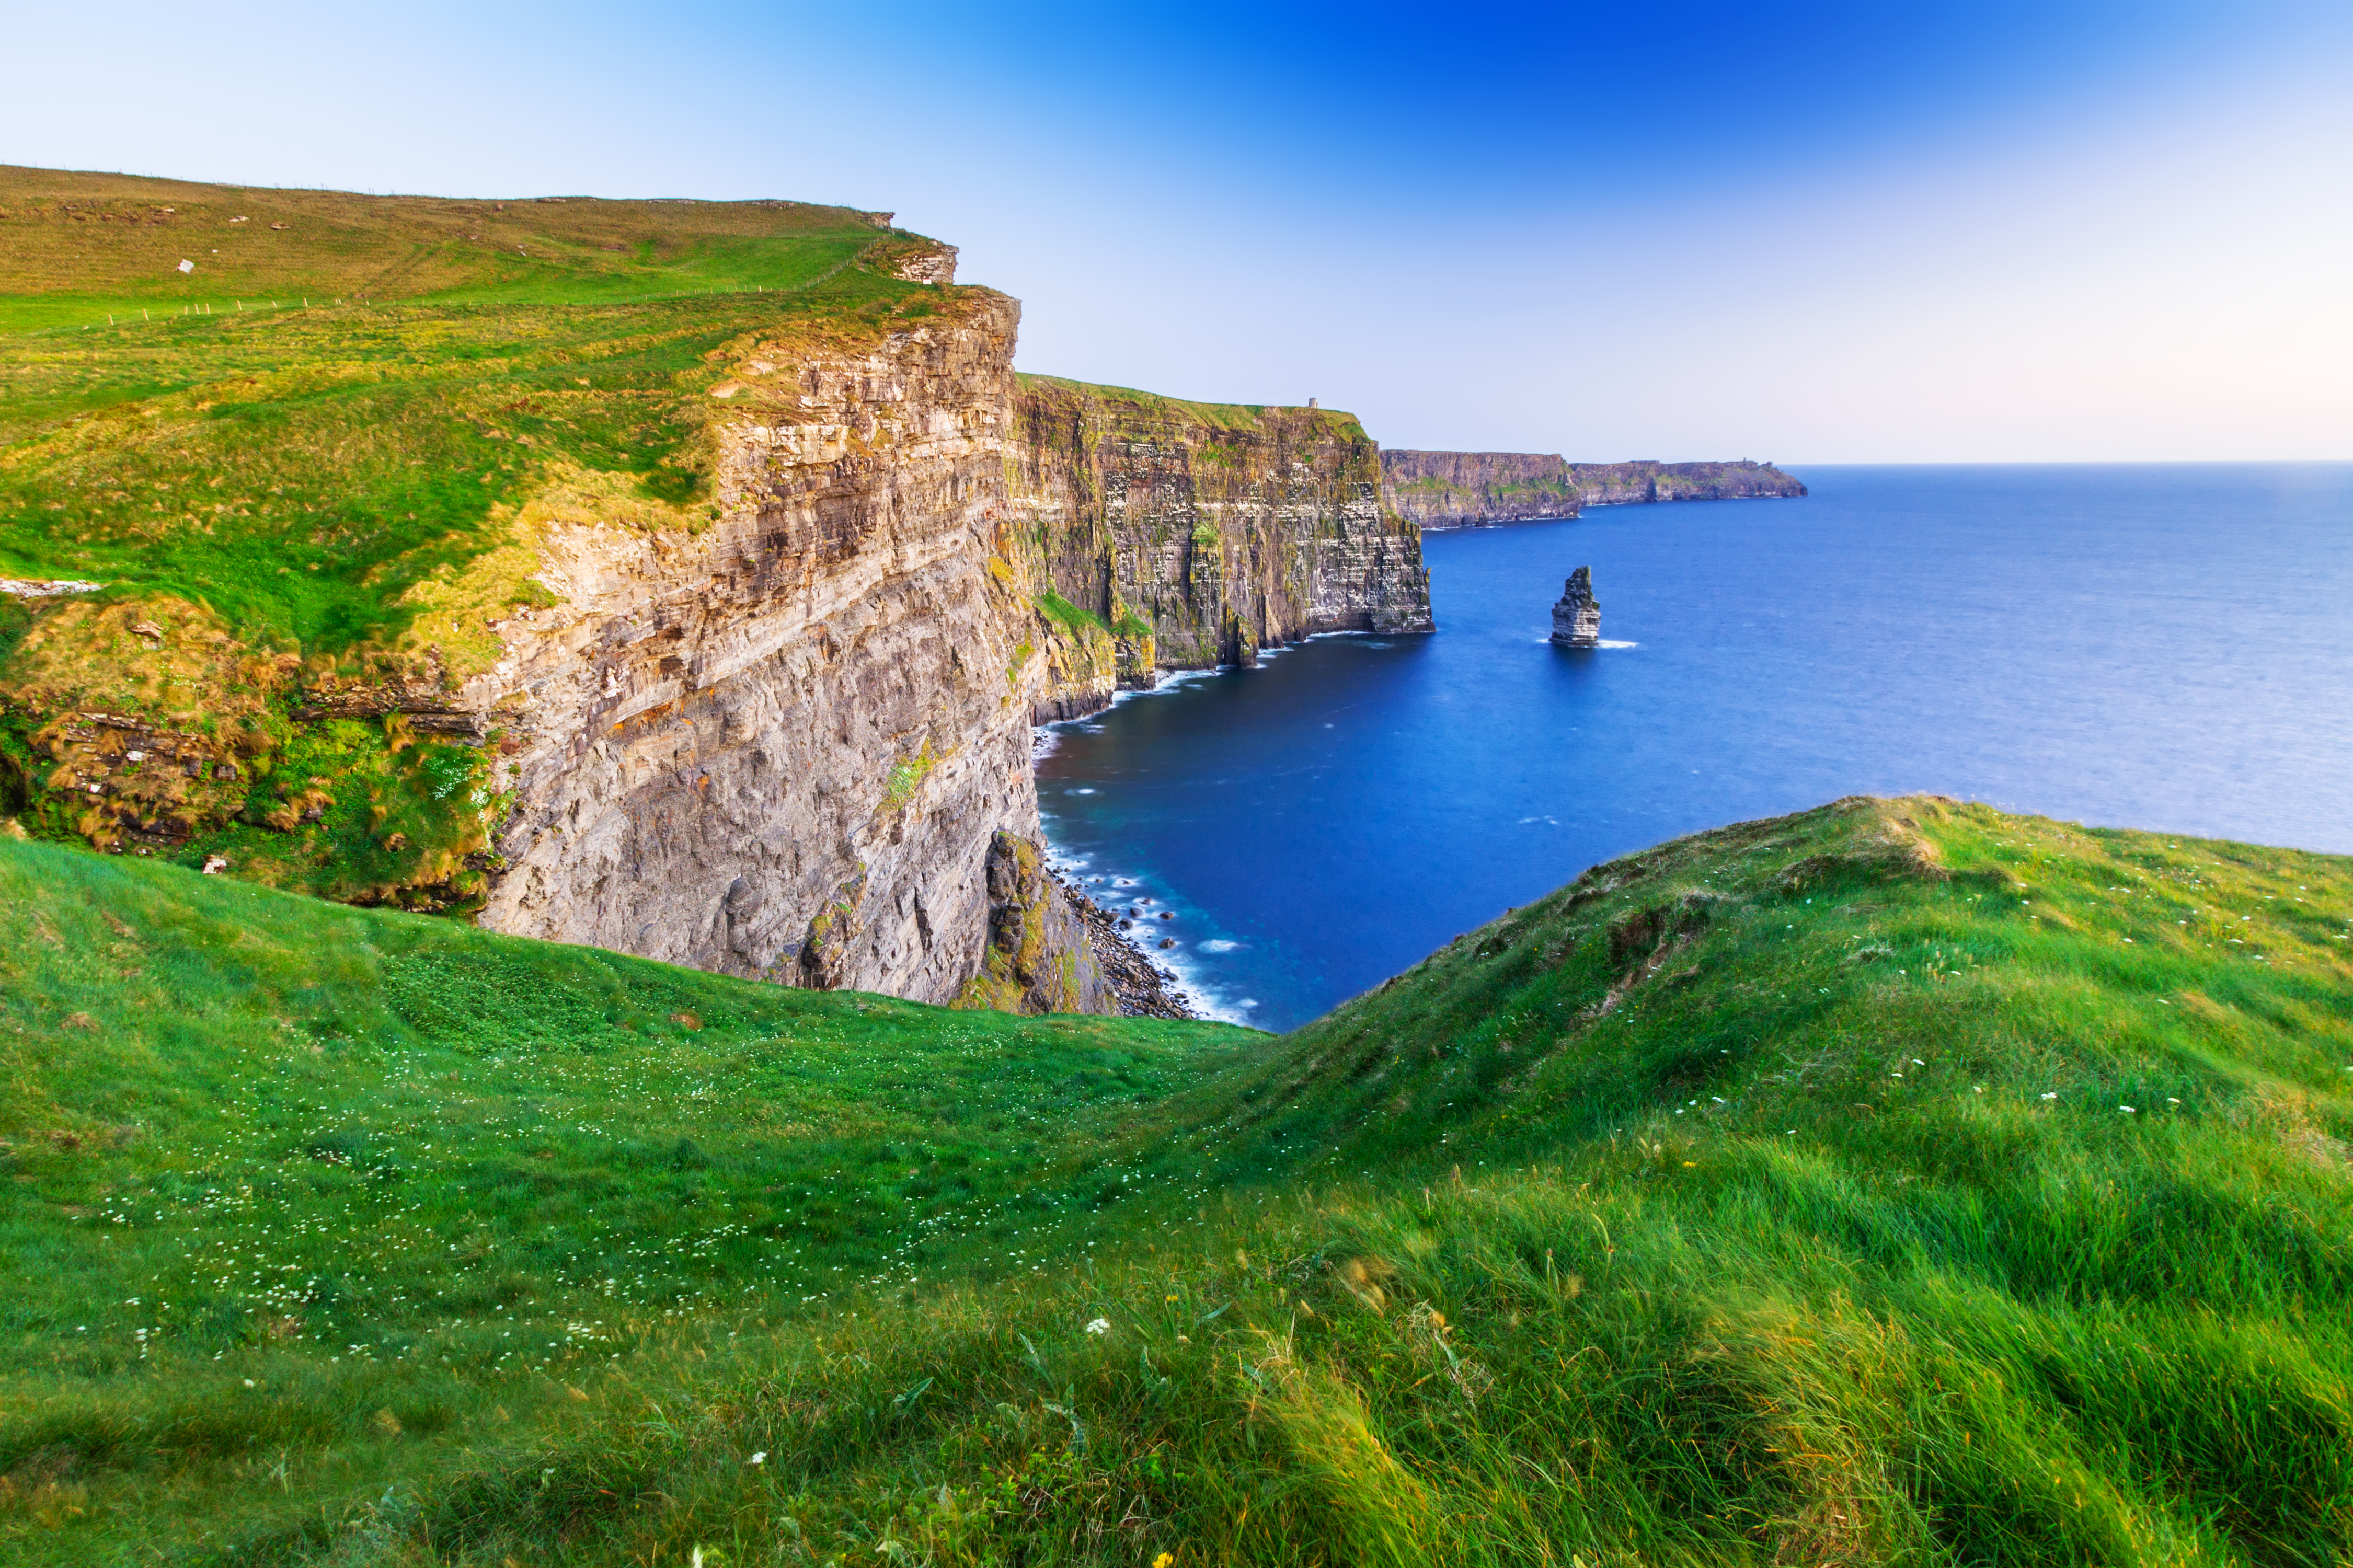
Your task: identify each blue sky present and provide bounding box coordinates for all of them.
[5,1,2348,459]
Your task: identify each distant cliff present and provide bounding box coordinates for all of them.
[1567,459,1806,508]
[1002,377,1433,720]
[1381,451,1804,530]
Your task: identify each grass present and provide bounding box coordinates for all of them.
[4,794,2349,1563]
[0,167,970,905]
[0,165,901,332]
[1013,373,1371,442]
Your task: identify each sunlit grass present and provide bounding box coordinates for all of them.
[4,797,2350,1562]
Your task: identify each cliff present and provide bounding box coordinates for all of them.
[1380,449,1583,527]
[1382,450,1805,529]
[0,172,1096,1014]
[1568,458,1807,507]
[1003,376,1433,717]
[0,168,1429,1018]
[472,291,1075,1008]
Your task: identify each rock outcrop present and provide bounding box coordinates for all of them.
[1004,376,1434,713]
[1551,567,1600,648]
[955,830,1112,1014]
[1382,451,1805,530]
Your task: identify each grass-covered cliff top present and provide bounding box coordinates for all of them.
[7,795,2349,1563]
[0,167,977,902]
[1015,372,1375,443]
[0,165,905,331]
[0,167,963,668]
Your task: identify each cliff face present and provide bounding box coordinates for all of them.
[1004,377,1433,712]
[1567,459,1806,507]
[472,293,1093,1011]
[1380,450,1583,528]
[1381,451,1805,529]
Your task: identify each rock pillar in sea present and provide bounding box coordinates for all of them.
[1552,566,1601,647]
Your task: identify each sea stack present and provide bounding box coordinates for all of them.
[1551,566,1601,647]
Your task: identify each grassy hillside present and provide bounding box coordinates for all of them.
[0,165,902,331]
[5,796,2349,1564]
[0,167,968,905]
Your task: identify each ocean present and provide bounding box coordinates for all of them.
[1035,464,2353,1031]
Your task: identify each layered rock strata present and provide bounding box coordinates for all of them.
[1004,376,1434,712]
[1551,566,1600,648]
[472,292,1103,1009]
[466,320,1439,1013]
[1380,450,1581,527]
[1381,451,1805,529]
[1567,459,1806,508]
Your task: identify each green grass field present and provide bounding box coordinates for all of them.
[5,795,2349,1564]
[0,167,966,907]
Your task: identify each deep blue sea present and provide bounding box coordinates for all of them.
[1036,465,2353,1031]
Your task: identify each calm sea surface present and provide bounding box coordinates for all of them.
[1036,464,2353,1030]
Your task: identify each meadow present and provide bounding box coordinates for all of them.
[4,794,2349,1564]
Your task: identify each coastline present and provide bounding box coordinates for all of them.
[1032,631,1413,1026]
[1053,869,1199,1019]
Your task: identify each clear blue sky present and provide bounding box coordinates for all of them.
[7,1,2348,460]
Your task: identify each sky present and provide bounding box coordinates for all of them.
[4,0,2348,462]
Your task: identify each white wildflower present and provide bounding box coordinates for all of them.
[1085,1317,1110,1335]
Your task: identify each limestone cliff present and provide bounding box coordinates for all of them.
[470,291,1098,1011]
[1380,451,1583,528]
[1566,459,1806,508]
[1382,451,1805,529]
[1002,376,1433,717]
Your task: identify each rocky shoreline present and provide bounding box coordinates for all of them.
[1052,868,1200,1020]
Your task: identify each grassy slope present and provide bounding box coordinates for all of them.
[0,167,966,904]
[0,835,1256,1558]
[0,165,894,330]
[6,796,2350,1563]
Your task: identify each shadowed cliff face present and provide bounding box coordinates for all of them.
[1003,377,1434,713]
[476,293,1084,1007]
[1381,450,1806,529]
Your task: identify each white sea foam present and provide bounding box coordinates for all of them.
[1598,639,1639,649]
[1070,787,1096,794]
[1199,939,1242,953]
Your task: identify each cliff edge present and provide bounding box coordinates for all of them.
[0,167,1431,1017]
[1003,376,1433,719]
[1382,450,1805,530]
